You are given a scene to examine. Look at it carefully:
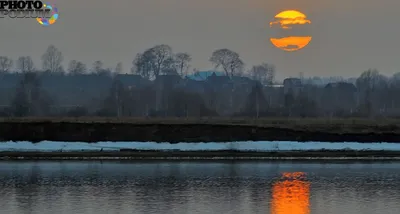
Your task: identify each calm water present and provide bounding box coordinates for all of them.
[0,161,399,214]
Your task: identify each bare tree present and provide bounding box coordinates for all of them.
[356,69,386,92]
[68,60,78,74]
[390,72,400,88]
[249,63,275,85]
[42,45,63,72]
[92,60,103,73]
[243,83,268,118]
[299,72,304,83]
[133,52,154,79]
[175,52,192,77]
[101,79,129,117]
[151,44,173,77]
[0,56,13,73]
[388,72,400,111]
[68,60,87,75]
[58,66,65,74]
[11,72,52,116]
[392,72,400,81]
[133,44,174,79]
[210,49,244,77]
[115,62,123,74]
[90,60,112,76]
[356,69,387,115]
[17,56,35,73]
[162,56,178,75]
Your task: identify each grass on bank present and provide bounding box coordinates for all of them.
[0,117,399,134]
[1,117,399,124]
[1,150,400,159]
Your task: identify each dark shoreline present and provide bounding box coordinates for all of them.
[2,150,400,160]
[1,117,400,143]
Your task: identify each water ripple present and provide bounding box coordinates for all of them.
[0,161,399,214]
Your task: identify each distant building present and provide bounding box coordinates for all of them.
[283,78,302,96]
[114,74,151,89]
[176,78,205,94]
[206,72,231,86]
[265,84,284,88]
[186,70,225,81]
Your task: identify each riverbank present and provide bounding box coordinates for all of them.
[0,117,400,143]
[3,140,400,160]
[2,150,400,160]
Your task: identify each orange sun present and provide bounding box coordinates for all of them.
[269,10,312,52]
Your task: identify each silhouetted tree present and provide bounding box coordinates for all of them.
[175,52,192,77]
[115,62,123,74]
[91,60,111,76]
[100,79,130,117]
[210,49,244,77]
[356,69,387,116]
[162,56,178,75]
[17,56,35,73]
[249,63,275,85]
[387,72,400,114]
[392,72,400,82]
[243,83,268,117]
[152,44,174,76]
[296,92,318,117]
[133,52,154,79]
[133,44,175,79]
[11,72,53,116]
[42,45,63,72]
[68,60,87,75]
[92,60,103,73]
[284,89,295,116]
[169,89,217,117]
[0,56,13,73]
[4,43,400,118]
[322,82,357,117]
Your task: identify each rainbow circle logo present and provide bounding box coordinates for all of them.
[36,3,58,26]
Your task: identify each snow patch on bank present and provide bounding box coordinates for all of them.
[0,141,400,152]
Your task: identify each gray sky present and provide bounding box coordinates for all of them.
[1,0,400,80]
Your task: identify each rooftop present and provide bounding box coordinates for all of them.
[186,70,225,81]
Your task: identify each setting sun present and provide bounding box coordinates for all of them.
[269,10,312,51]
[275,10,306,19]
[270,36,312,52]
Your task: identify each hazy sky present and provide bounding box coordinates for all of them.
[1,0,400,80]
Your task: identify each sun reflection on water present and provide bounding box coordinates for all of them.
[271,172,310,214]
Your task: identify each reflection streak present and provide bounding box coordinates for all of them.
[271,172,310,214]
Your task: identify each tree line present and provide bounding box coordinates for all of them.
[1,44,400,118]
[0,44,275,84]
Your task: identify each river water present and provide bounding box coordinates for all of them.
[0,161,399,214]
